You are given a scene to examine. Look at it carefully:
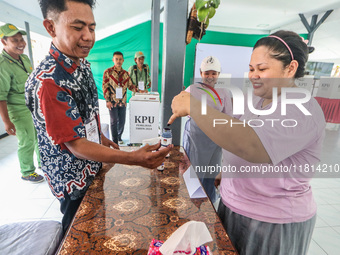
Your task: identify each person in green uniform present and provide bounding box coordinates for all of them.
[0,23,43,183]
[128,51,151,93]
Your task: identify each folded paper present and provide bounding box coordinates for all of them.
[183,165,207,199]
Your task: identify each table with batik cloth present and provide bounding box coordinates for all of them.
[315,97,340,123]
[56,146,237,255]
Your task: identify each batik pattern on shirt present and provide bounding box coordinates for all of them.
[25,44,102,201]
[102,66,137,107]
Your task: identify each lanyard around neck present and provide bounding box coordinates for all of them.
[3,54,30,75]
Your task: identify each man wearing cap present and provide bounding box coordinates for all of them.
[103,51,138,144]
[128,51,151,93]
[0,23,43,183]
[182,56,232,204]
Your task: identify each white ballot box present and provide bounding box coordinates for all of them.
[316,76,333,98]
[194,74,232,88]
[242,72,252,93]
[295,75,315,92]
[129,92,160,143]
[329,78,340,99]
[216,73,232,88]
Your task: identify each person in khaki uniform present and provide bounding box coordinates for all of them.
[0,23,43,183]
[128,51,151,93]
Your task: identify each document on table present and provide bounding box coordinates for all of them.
[183,165,207,199]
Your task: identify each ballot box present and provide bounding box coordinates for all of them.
[316,76,334,98]
[295,75,315,92]
[329,78,340,99]
[242,72,252,93]
[129,92,160,143]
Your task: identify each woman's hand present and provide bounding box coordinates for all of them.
[168,91,191,125]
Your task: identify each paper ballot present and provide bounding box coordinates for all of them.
[183,165,207,199]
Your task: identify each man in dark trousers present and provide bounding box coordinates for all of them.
[102,51,138,144]
[26,0,172,234]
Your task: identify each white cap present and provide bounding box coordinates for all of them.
[200,56,221,72]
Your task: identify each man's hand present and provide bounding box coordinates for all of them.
[168,91,191,125]
[132,142,173,169]
[101,134,119,150]
[5,120,16,135]
[0,101,15,135]
[106,101,113,109]
[65,138,173,168]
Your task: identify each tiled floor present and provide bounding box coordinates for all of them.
[0,120,339,254]
[0,135,62,226]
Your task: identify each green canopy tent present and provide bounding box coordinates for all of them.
[87,20,267,102]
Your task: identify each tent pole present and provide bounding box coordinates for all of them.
[151,0,161,93]
[24,21,34,68]
[161,0,188,145]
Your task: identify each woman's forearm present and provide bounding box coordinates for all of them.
[189,97,271,163]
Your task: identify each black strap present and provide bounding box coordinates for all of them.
[143,64,147,85]
[133,65,138,85]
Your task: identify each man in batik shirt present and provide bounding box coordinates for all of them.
[26,0,172,234]
[102,51,138,144]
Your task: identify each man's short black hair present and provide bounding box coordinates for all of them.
[38,0,96,19]
[113,51,123,57]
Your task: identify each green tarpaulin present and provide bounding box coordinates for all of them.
[89,21,302,102]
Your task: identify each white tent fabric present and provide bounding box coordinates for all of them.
[1,0,340,63]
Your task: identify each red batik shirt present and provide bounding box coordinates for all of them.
[102,66,137,107]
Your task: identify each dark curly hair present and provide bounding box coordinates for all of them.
[38,0,96,19]
[253,30,309,78]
